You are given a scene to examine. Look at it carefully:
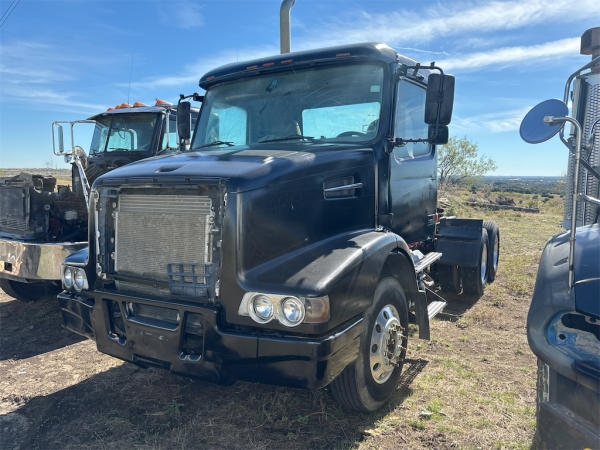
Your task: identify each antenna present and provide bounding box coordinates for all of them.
[127,54,133,104]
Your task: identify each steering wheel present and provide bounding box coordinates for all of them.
[336,131,365,138]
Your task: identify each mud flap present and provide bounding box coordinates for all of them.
[435,218,483,267]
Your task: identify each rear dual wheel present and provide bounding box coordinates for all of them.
[330,277,408,412]
[462,228,489,298]
[483,221,500,283]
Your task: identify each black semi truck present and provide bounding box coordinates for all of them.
[57,30,500,411]
[0,101,197,301]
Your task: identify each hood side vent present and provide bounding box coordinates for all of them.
[323,175,362,199]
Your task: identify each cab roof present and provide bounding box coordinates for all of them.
[87,105,199,121]
[199,42,418,89]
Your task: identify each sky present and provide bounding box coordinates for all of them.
[0,0,598,175]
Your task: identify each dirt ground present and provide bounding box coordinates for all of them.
[0,199,563,449]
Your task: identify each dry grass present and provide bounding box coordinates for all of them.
[0,192,563,449]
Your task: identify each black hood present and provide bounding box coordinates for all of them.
[94,145,375,192]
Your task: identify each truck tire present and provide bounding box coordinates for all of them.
[483,220,500,283]
[0,279,59,302]
[436,264,462,295]
[462,228,488,299]
[330,277,408,412]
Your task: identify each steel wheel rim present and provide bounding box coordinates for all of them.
[369,304,403,384]
[481,240,488,284]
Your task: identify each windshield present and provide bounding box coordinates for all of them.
[191,63,384,150]
[90,113,159,153]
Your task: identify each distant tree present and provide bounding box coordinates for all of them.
[438,137,497,189]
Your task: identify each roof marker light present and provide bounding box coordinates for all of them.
[336,52,351,57]
[115,103,131,109]
[133,101,146,107]
[246,65,258,70]
[155,99,172,106]
[262,62,275,67]
[106,107,114,111]
[281,59,293,64]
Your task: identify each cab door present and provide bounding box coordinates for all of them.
[389,78,437,243]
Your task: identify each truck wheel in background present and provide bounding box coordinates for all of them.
[0,279,60,302]
[483,220,500,283]
[330,277,408,412]
[436,264,462,295]
[461,228,489,299]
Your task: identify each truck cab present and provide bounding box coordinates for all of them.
[0,101,198,301]
[58,43,497,411]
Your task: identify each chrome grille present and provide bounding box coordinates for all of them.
[564,73,600,227]
[114,194,213,281]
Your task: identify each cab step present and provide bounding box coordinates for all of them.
[413,251,443,273]
[427,300,447,320]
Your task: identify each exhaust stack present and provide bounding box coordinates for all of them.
[581,26,600,73]
[280,0,295,54]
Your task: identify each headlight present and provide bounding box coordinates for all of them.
[279,297,305,327]
[249,295,274,323]
[62,266,88,292]
[73,268,87,292]
[239,293,329,327]
[63,266,74,289]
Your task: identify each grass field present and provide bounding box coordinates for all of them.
[0,192,565,449]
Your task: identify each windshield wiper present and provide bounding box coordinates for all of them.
[258,135,321,144]
[194,140,235,149]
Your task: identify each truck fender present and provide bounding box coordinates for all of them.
[243,229,420,330]
[64,246,89,267]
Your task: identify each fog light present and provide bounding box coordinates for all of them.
[280,297,305,327]
[63,266,74,289]
[250,295,274,323]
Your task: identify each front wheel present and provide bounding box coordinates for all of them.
[0,279,60,302]
[330,277,409,412]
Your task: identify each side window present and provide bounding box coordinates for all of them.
[162,116,178,150]
[205,105,247,145]
[162,112,200,150]
[393,80,429,161]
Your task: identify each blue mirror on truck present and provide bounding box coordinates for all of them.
[519,99,568,144]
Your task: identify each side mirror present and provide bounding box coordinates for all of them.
[425,73,455,126]
[57,125,65,153]
[177,101,192,147]
[519,99,568,144]
[428,124,449,145]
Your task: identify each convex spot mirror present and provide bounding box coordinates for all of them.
[177,101,192,145]
[519,99,568,144]
[425,73,455,126]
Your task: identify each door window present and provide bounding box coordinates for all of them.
[393,80,430,161]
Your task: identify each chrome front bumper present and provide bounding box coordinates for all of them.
[0,239,87,281]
